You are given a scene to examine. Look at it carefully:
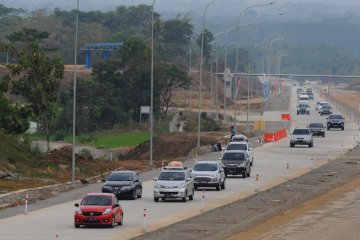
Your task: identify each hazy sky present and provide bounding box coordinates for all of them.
[2,0,360,12]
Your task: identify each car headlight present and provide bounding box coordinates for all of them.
[154,183,161,189]
[121,186,132,190]
[178,183,186,188]
[75,207,82,215]
[102,185,111,190]
[238,163,246,167]
[307,108,310,111]
[102,208,111,215]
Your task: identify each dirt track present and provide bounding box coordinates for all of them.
[132,145,360,240]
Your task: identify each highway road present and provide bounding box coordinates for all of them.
[0,84,358,240]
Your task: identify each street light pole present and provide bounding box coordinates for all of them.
[197,0,216,149]
[234,3,276,130]
[189,35,192,111]
[71,0,80,187]
[150,0,156,169]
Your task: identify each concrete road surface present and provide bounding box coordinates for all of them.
[0,85,358,240]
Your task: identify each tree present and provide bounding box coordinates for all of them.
[5,28,64,151]
[157,63,189,118]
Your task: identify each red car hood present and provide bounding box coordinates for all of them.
[80,205,110,212]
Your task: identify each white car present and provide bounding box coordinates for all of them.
[191,160,226,191]
[153,165,194,202]
[224,141,254,166]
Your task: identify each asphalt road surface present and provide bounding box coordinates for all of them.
[0,83,358,240]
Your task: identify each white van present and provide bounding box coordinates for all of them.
[298,94,310,105]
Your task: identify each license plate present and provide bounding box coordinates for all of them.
[87,218,97,222]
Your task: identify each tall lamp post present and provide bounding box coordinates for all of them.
[149,0,156,169]
[71,0,80,187]
[197,0,216,149]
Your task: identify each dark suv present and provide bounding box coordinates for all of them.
[221,150,251,178]
[327,114,345,130]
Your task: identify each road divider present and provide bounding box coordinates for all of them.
[263,128,288,142]
[24,192,29,215]
[201,190,205,212]
[141,209,147,233]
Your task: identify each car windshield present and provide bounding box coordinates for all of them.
[293,129,310,134]
[329,115,342,119]
[299,97,308,100]
[158,171,185,181]
[81,195,112,206]
[298,104,309,108]
[309,123,323,128]
[193,163,218,171]
[222,152,245,161]
[322,105,331,109]
[320,102,329,106]
[107,172,133,181]
[226,144,247,151]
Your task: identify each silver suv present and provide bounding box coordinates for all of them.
[191,160,226,191]
[153,166,194,202]
[290,128,313,148]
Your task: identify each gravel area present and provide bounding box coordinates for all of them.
[131,145,360,240]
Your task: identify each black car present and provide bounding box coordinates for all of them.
[326,114,345,130]
[308,123,326,137]
[102,171,142,200]
[320,105,332,115]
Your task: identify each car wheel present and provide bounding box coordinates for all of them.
[162,197,166,201]
[154,197,159,202]
[309,142,313,148]
[297,112,299,115]
[320,112,322,116]
[182,191,187,202]
[118,214,123,226]
[216,181,221,191]
[130,190,136,200]
[194,186,198,190]
[327,127,330,130]
[250,158,254,166]
[137,189,142,199]
[74,224,80,228]
[109,216,115,228]
[221,179,226,189]
[341,127,344,131]
[225,173,228,177]
[322,133,325,137]
[247,167,251,177]
[189,190,194,200]
[242,170,247,179]
[290,143,295,148]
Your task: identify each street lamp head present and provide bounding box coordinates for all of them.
[269,2,276,5]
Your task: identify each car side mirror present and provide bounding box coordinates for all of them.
[134,179,139,182]
[74,203,79,207]
[326,118,329,120]
[249,148,253,150]
[153,177,158,181]
[114,203,119,208]
[102,179,106,182]
[219,169,224,173]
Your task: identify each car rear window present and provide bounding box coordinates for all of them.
[81,195,112,206]
[293,129,310,134]
[193,163,218,171]
[226,144,247,151]
[222,152,245,161]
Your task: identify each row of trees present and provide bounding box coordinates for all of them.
[0,3,253,148]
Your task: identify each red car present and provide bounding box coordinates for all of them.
[74,193,123,228]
